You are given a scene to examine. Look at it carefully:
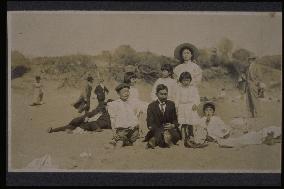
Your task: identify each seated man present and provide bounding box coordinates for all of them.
[47,99,113,133]
[144,84,181,149]
[107,83,140,147]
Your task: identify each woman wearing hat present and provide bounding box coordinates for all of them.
[173,43,203,86]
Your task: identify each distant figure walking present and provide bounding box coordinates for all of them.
[72,76,94,113]
[243,56,262,118]
[31,76,44,106]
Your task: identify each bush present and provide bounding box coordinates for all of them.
[257,55,281,70]
[11,65,30,79]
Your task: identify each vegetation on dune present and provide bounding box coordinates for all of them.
[11,38,281,90]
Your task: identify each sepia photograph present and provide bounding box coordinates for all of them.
[7,11,282,173]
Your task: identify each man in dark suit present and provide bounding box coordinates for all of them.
[94,78,109,104]
[144,84,181,149]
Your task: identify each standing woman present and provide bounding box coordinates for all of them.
[173,43,202,87]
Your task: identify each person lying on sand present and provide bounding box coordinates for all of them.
[195,101,281,148]
[47,99,113,134]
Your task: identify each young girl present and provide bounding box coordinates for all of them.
[31,76,44,105]
[151,63,176,101]
[174,71,201,146]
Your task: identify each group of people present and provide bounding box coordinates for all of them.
[45,43,280,149]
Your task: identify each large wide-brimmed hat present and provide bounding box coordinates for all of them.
[174,43,199,61]
[197,101,217,117]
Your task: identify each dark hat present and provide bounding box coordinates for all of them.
[115,83,130,93]
[247,55,256,60]
[87,76,94,81]
[174,43,199,61]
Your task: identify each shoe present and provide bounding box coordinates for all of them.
[116,141,124,147]
[123,141,133,147]
[94,127,103,132]
[66,129,73,134]
[47,127,52,133]
[109,140,116,146]
[145,143,154,149]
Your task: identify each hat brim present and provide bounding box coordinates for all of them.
[197,101,216,117]
[174,43,199,61]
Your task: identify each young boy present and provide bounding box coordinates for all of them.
[31,76,44,106]
[73,76,94,113]
[107,83,140,147]
[94,78,109,104]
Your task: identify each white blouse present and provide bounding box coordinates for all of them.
[198,116,230,140]
[173,61,202,86]
[108,99,139,129]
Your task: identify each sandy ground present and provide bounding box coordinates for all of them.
[9,74,282,172]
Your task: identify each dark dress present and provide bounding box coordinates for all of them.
[73,82,93,113]
[94,84,109,103]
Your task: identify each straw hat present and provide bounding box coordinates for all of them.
[197,101,217,117]
[174,43,199,61]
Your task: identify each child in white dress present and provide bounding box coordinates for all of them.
[174,72,201,146]
[151,63,176,101]
[31,76,44,105]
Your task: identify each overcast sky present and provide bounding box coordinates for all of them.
[8,11,282,58]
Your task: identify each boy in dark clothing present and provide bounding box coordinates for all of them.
[94,78,109,104]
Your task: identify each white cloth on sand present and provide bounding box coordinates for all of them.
[217,126,281,147]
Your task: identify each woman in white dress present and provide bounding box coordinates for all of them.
[174,72,201,147]
[151,63,176,101]
[173,43,202,87]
